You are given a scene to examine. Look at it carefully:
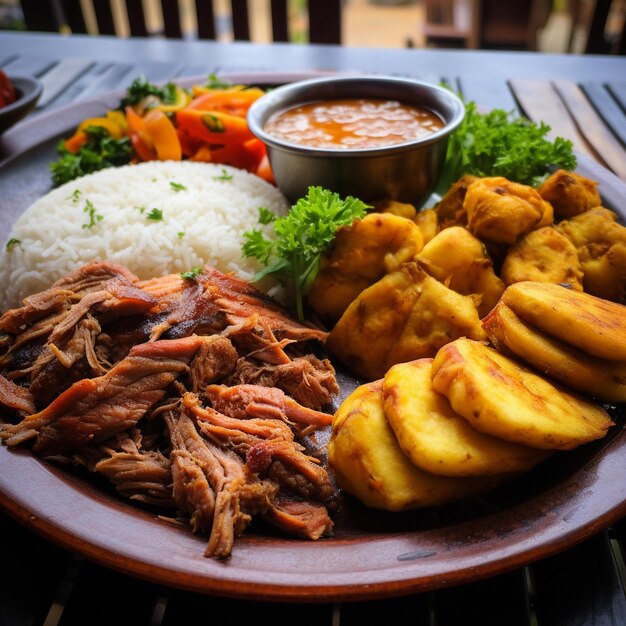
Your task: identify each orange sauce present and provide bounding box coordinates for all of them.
[264,98,444,149]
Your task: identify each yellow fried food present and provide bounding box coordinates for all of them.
[382,359,549,477]
[538,169,601,220]
[328,380,497,511]
[556,207,626,302]
[372,198,417,220]
[307,212,424,325]
[431,338,613,450]
[434,174,478,227]
[413,208,439,244]
[483,302,626,402]
[417,226,505,317]
[327,263,486,380]
[502,281,626,361]
[500,226,584,290]
[464,177,554,244]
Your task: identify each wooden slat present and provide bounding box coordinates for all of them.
[36,57,94,108]
[2,54,55,77]
[126,0,149,37]
[161,0,183,38]
[74,62,133,101]
[552,79,626,180]
[231,0,251,40]
[580,82,626,147]
[92,0,116,35]
[607,82,626,114]
[309,0,342,44]
[195,0,217,39]
[509,78,599,161]
[270,0,289,42]
[60,0,88,34]
[458,75,519,112]
[340,594,429,625]
[533,533,626,626]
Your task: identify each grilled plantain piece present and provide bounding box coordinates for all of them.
[483,301,626,403]
[417,226,505,318]
[327,263,486,381]
[328,380,498,511]
[382,359,549,477]
[431,338,614,450]
[502,281,626,361]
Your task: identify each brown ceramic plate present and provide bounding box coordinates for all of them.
[0,73,625,602]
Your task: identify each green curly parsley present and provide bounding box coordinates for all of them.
[242,186,369,320]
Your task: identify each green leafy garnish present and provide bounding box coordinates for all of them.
[204,73,233,90]
[146,208,163,221]
[51,126,132,186]
[5,238,21,251]
[177,231,185,239]
[67,189,82,203]
[169,181,187,192]
[181,266,203,280]
[120,77,177,108]
[212,168,233,181]
[242,186,369,320]
[437,99,576,194]
[257,206,276,225]
[82,199,103,230]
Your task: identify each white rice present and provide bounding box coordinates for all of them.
[0,161,290,311]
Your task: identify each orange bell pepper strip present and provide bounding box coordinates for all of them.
[176,109,254,146]
[186,88,265,116]
[125,106,156,161]
[209,142,259,172]
[143,110,182,161]
[64,131,89,153]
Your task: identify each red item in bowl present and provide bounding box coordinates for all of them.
[0,70,16,108]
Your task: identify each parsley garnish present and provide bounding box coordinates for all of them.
[67,189,82,203]
[242,186,369,320]
[5,238,21,251]
[437,98,576,193]
[181,266,203,280]
[146,208,163,221]
[203,114,225,133]
[204,73,232,89]
[257,206,276,225]
[51,126,132,186]
[212,168,233,181]
[177,231,185,239]
[82,199,103,230]
[169,181,187,192]
[120,77,178,108]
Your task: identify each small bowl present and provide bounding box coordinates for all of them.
[0,75,43,134]
[247,75,465,204]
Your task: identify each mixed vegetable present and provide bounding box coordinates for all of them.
[51,76,272,186]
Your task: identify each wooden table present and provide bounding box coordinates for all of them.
[0,32,625,626]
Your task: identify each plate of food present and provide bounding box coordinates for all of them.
[0,72,624,602]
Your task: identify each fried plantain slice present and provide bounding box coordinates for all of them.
[327,263,486,381]
[328,380,499,511]
[483,302,626,403]
[382,359,549,477]
[431,338,613,450]
[502,281,626,361]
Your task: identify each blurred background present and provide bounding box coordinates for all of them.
[1,0,625,54]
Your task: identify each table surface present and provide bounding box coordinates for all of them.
[0,31,625,626]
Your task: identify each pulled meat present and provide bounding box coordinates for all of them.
[0,262,338,558]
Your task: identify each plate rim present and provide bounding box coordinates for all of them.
[0,72,625,602]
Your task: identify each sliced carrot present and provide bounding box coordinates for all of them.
[176,109,254,146]
[64,131,89,153]
[129,132,156,161]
